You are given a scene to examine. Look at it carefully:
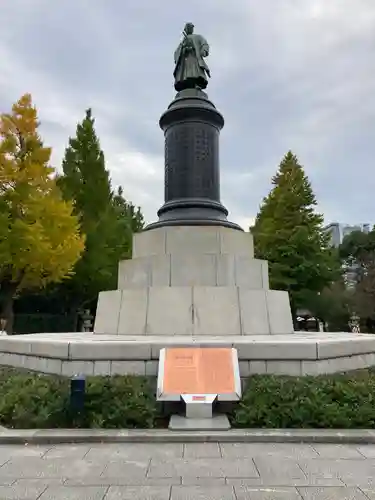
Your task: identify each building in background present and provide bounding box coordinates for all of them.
[324,222,371,289]
[324,222,370,248]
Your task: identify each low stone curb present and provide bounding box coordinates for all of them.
[0,428,375,445]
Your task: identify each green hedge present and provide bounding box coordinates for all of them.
[1,367,375,429]
[231,371,375,428]
[0,367,161,429]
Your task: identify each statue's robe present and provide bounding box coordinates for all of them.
[173,33,210,91]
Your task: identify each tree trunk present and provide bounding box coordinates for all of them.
[0,281,17,335]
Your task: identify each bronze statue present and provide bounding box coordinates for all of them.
[173,23,211,92]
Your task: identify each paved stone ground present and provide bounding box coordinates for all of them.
[2,442,375,498]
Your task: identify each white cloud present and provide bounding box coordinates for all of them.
[1,0,375,227]
[0,34,163,223]
[104,146,163,223]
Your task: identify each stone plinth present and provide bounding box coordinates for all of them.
[1,225,373,378]
[1,332,375,378]
[132,226,254,258]
[94,225,293,337]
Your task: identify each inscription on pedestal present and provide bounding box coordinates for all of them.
[164,122,220,202]
[147,87,243,231]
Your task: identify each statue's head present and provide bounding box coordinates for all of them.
[184,22,194,35]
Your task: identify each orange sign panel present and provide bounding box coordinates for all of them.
[163,347,235,395]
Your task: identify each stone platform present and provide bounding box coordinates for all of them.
[94,226,294,337]
[1,226,375,378]
[1,332,375,378]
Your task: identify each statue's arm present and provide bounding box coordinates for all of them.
[200,42,209,58]
[174,43,182,64]
[197,35,209,57]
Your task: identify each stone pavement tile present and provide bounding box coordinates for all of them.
[226,477,345,487]
[43,445,91,460]
[85,443,183,461]
[0,444,51,459]
[65,476,181,487]
[298,459,375,484]
[312,445,366,460]
[100,459,149,480]
[297,486,369,499]
[0,480,49,499]
[0,478,16,486]
[39,485,108,500]
[220,443,319,460]
[253,457,306,484]
[105,485,171,499]
[0,457,107,478]
[170,485,236,500]
[234,486,301,499]
[360,490,375,499]
[148,458,259,478]
[344,478,375,488]
[356,445,375,459]
[181,477,226,486]
[183,443,221,458]
[14,478,65,486]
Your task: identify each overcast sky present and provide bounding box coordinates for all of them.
[1,0,374,229]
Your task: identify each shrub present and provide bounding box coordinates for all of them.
[81,375,160,428]
[2,367,375,429]
[0,368,161,429]
[0,370,70,428]
[231,371,375,428]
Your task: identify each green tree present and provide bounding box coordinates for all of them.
[340,229,375,283]
[340,229,375,329]
[58,109,112,219]
[113,186,144,234]
[0,94,84,333]
[56,109,143,314]
[301,281,353,331]
[251,151,340,319]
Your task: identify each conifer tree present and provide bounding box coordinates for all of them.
[57,109,143,312]
[58,108,112,228]
[112,186,145,234]
[252,151,340,316]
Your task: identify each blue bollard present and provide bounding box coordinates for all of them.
[70,374,86,415]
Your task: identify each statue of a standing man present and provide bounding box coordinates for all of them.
[173,23,211,92]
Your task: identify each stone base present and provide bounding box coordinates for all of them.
[169,414,230,431]
[94,225,294,337]
[94,287,293,336]
[1,332,375,377]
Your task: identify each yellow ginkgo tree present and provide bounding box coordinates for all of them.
[0,94,85,334]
